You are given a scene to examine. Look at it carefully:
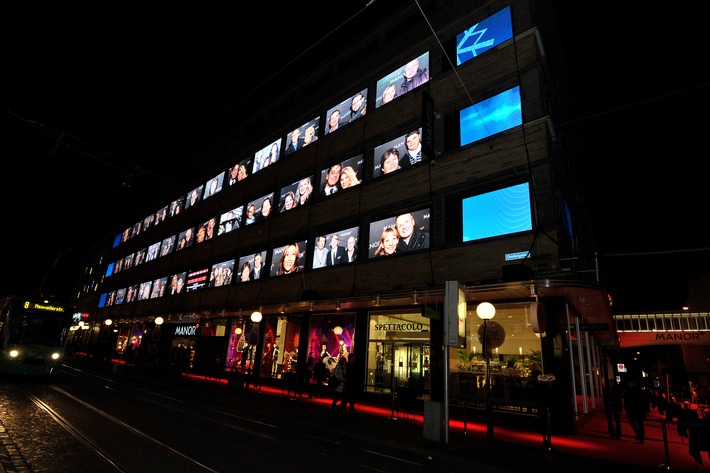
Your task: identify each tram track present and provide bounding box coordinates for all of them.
[0,365,476,473]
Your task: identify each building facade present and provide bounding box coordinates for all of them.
[70,0,615,434]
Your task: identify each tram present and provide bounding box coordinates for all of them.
[0,296,74,376]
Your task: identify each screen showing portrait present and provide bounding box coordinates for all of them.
[134,248,147,266]
[312,226,359,269]
[324,88,368,136]
[244,192,274,225]
[123,253,134,271]
[143,213,155,231]
[278,174,314,213]
[150,277,167,299]
[203,171,225,200]
[375,52,430,108]
[138,281,153,301]
[209,259,235,288]
[185,185,204,210]
[125,284,138,304]
[115,288,126,305]
[176,227,196,251]
[218,205,243,235]
[252,138,281,174]
[372,128,426,178]
[270,240,308,277]
[194,220,212,245]
[131,221,142,239]
[460,86,522,147]
[237,251,267,283]
[185,267,209,292]
[160,235,176,256]
[462,182,532,242]
[155,205,168,225]
[167,272,186,295]
[284,117,320,156]
[368,208,431,258]
[146,241,161,262]
[170,195,185,217]
[318,154,364,198]
[227,158,251,186]
[456,6,513,66]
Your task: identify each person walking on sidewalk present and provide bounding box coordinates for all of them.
[603,378,623,439]
[330,356,348,416]
[624,377,651,444]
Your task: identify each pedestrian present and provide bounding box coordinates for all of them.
[345,353,359,418]
[535,372,556,450]
[603,378,623,439]
[624,378,651,444]
[330,356,348,416]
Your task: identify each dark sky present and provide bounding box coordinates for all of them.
[2,2,708,312]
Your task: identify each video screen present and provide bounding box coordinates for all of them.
[270,240,308,277]
[123,253,134,271]
[462,182,532,242]
[312,226,359,269]
[146,241,161,262]
[203,171,225,200]
[194,219,212,245]
[284,117,320,155]
[155,205,168,225]
[138,281,153,301]
[170,196,185,217]
[150,277,167,298]
[209,259,235,287]
[185,185,204,210]
[185,267,209,292]
[176,227,196,251]
[253,138,281,174]
[279,174,315,213]
[125,284,138,303]
[318,154,364,198]
[167,272,187,295]
[324,88,367,135]
[456,6,513,66]
[460,86,522,147]
[375,52,429,108]
[143,213,155,231]
[244,192,274,225]
[113,233,122,248]
[218,205,243,235]
[372,128,425,178]
[227,158,251,186]
[131,221,142,239]
[367,208,431,258]
[115,288,126,305]
[105,261,115,277]
[134,248,147,266]
[237,251,268,283]
[160,235,176,256]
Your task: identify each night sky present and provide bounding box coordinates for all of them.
[2,2,708,312]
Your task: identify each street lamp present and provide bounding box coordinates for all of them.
[248,308,263,388]
[476,301,496,440]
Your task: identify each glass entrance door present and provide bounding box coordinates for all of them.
[367,341,428,394]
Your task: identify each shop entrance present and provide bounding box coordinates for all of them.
[369,341,430,394]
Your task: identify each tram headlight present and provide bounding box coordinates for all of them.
[9,350,19,358]
[51,352,61,360]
